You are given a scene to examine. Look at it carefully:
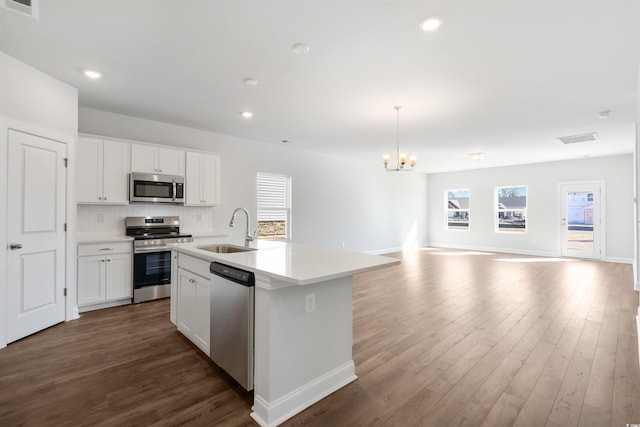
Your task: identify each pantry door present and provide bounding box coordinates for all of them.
[6,129,67,343]
[560,182,602,260]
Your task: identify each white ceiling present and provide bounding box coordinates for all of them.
[1,0,639,173]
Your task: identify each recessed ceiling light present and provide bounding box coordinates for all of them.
[597,110,611,119]
[241,111,253,119]
[469,152,485,162]
[281,139,292,144]
[421,16,442,32]
[292,43,310,55]
[83,69,102,79]
[243,78,258,86]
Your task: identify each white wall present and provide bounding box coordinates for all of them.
[0,51,78,135]
[635,60,640,289]
[0,51,79,348]
[427,155,634,262]
[79,107,428,253]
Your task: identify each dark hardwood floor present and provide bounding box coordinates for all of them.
[1,248,639,426]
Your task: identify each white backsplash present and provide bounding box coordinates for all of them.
[77,204,215,236]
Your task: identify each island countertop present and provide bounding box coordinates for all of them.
[168,240,400,285]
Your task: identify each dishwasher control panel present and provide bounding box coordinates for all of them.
[210,262,255,286]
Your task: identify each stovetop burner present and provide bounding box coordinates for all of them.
[125,216,193,246]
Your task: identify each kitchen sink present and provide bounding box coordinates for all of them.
[197,244,257,253]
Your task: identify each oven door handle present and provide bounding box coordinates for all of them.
[134,246,172,254]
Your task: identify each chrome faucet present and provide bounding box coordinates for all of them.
[229,207,256,247]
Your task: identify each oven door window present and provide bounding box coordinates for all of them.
[133,180,174,199]
[133,251,172,288]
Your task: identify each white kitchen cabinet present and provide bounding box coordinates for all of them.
[185,151,220,206]
[77,137,130,204]
[131,144,185,176]
[176,254,211,355]
[77,241,132,311]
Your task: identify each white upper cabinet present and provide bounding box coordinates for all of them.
[77,137,130,204]
[131,144,185,176]
[185,151,220,206]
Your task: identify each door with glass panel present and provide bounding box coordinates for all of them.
[560,183,602,259]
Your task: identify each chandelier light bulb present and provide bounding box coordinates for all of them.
[381,106,417,172]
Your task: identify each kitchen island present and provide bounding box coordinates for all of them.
[169,240,399,427]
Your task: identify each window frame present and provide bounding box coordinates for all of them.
[445,188,470,231]
[495,185,528,234]
[256,172,291,241]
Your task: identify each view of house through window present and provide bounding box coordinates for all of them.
[446,189,470,230]
[256,172,291,240]
[566,191,594,251]
[496,185,527,232]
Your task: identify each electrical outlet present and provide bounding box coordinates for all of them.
[97,213,104,223]
[197,214,202,222]
[305,293,316,314]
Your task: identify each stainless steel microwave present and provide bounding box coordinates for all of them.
[129,173,185,204]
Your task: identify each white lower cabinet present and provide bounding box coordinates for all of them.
[176,254,210,355]
[77,241,132,311]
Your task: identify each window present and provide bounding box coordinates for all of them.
[256,172,291,240]
[496,185,527,232]
[446,189,470,230]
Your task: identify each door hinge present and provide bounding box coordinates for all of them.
[63,158,68,167]
[64,223,67,232]
[64,288,67,297]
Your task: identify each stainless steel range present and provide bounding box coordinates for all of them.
[125,216,193,303]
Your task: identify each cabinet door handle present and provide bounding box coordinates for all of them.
[99,248,113,251]
[107,259,111,262]
[104,197,107,201]
[101,259,105,263]
[9,243,22,250]
[98,197,102,200]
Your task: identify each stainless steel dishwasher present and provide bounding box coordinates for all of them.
[209,262,255,391]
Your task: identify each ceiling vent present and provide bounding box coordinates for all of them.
[1,0,38,18]
[557,132,598,144]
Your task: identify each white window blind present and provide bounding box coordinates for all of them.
[257,172,290,239]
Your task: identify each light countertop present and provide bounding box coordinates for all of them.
[169,240,400,286]
[77,234,134,243]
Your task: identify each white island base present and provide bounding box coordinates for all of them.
[168,241,399,426]
[251,274,356,426]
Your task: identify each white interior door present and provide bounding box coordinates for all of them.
[6,129,67,343]
[560,182,602,259]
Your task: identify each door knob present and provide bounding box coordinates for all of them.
[9,243,22,250]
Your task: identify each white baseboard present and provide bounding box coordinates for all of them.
[251,361,357,427]
[604,256,634,264]
[425,242,557,258]
[78,298,131,313]
[426,242,633,264]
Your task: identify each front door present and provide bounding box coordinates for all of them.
[560,182,602,260]
[6,129,67,343]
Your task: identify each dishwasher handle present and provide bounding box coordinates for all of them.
[210,262,255,287]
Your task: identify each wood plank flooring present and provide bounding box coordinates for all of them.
[1,248,639,426]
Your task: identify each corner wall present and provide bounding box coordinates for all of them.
[0,51,78,135]
[427,155,634,261]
